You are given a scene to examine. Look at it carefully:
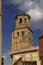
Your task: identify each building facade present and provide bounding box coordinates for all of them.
[39,35,43,65]
[11,13,41,65]
[0,0,2,65]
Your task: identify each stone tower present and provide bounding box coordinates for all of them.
[11,13,33,54]
[11,13,34,64]
[11,13,41,65]
[0,0,2,65]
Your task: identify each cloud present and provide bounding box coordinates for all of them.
[3,0,43,30]
[26,7,43,21]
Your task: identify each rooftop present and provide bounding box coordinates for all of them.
[15,13,31,19]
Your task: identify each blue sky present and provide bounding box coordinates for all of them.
[2,0,43,65]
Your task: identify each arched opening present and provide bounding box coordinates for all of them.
[22,31,24,36]
[19,18,22,24]
[17,32,19,36]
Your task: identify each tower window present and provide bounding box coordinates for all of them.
[22,31,24,35]
[19,18,22,24]
[17,32,19,36]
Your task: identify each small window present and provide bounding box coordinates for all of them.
[22,31,24,35]
[17,32,19,36]
[19,18,22,24]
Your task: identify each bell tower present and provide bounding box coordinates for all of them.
[11,13,33,54]
[11,13,41,65]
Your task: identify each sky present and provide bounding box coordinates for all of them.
[2,0,43,65]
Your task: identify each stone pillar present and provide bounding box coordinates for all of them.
[39,35,43,65]
[0,0,2,65]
